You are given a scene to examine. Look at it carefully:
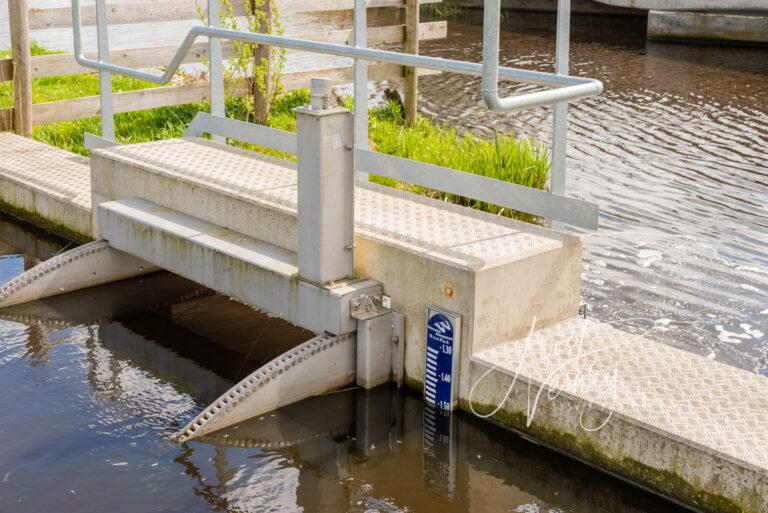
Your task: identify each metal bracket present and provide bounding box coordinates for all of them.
[356,309,405,389]
[350,293,391,320]
[84,132,118,150]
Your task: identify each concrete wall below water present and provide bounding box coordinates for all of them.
[648,10,768,45]
[454,0,643,15]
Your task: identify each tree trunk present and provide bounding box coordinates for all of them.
[251,0,273,125]
[9,0,32,137]
[404,0,419,126]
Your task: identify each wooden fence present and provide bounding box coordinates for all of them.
[2,0,446,135]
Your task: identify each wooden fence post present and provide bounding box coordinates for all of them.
[252,0,273,125]
[9,0,33,137]
[404,0,419,126]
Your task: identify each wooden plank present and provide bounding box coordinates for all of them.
[7,21,446,81]
[28,64,439,125]
[29,0,440,30]
[0,58,12,82]
[32,83,209,125]
[0,108,14,131]
[10,0,33,137]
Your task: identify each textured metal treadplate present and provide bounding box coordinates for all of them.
[0,132,91,209]
[474,318,768,471]
[98,138,563,268]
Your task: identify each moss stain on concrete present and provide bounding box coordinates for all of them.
[0,198,92,244]
[457,396,755,513]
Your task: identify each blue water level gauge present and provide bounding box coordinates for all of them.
[424,307,462,411]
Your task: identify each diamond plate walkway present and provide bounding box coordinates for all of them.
[472,317,768,513]
[92,137,562,270]
[0,132,91,241]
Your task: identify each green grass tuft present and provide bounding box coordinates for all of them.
[421,0,466,19]
[0,40,58,58]
[368,100,549,217]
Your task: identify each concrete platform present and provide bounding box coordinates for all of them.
[472,317,768,513]
[98,197,381,336]
[90,137,583,399]
[648,10,768,45]
[0,132,91,241]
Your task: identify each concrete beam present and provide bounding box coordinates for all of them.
[0,132,92,242]
[97,197,381,336]
[648,10,768,45]
[471,318,768,513]
[596,0,768,11]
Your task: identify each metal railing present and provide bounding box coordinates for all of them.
[71,0,602,229]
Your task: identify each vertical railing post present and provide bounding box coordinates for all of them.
[354,0,369,180]
[404,0,419,126]
[208,0,225,142]
[550,0,570,197]
[95,0,115,141]
[296,78,355,285]
[8,0,32,137]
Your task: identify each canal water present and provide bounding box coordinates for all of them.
[0,5,766,513]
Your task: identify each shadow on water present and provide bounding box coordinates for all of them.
[0,215,692,512]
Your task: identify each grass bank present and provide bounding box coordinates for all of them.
[8,44,550,219]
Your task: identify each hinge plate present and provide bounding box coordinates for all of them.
[350,293,391,320]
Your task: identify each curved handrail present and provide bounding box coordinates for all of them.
[481,0,602,112]
[71,0,602,112]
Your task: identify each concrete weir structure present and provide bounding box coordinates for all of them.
[0,1,766,507]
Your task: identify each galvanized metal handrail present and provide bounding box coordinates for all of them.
[70,0,601,106]
[71,0,603,229]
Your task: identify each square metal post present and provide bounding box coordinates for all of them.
[208,0,225,143]
[550,0,571,197]
[353,0,369,157]
[95,0,114,141]
[296,78,355,285]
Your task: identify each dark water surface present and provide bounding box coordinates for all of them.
[0,216,689,512]
[407,12,767,374]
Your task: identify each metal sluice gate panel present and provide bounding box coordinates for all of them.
[176,332,357,442]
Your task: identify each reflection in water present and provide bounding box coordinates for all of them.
[0,218,689,512]
[399,12,767,375]
[194,387,690,513]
